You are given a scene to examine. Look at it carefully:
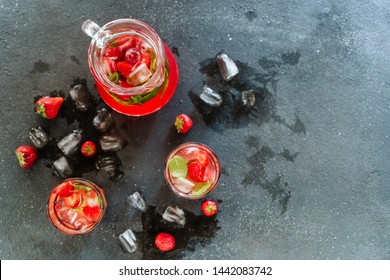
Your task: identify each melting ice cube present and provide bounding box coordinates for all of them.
[95,156,119,179]
[200,85,223,107]
[29,126,49,149]
[119,229,137,254]
[99,135,125,152]
[69,84,92,111]
[162,206,186,226]
[126,63,152,85]
[52,156,73,178]
[92,107,113,132]
[127,191,147,212]
[57,130,82,156]
[217,53,239,81]
[241,90,256,107]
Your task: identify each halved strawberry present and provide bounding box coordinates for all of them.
[117,61,133,78]
[63,191,84,208]
[54,181,74,197]
[35,96,64,119]
[83,205,101,221]
[103,46,123,61]
[125,48,141,67]
[155,232,175,252]
[196,150,210,168]
[187,161,206,182]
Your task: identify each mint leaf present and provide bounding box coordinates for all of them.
[168,155,188,178]
[191,181,212,196]
[108,72,119,83]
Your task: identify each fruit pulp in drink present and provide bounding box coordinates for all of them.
[102,34,159,89]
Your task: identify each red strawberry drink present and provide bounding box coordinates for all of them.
[47,178,107,235]
[82,19,178,116]
[165,142,221,199]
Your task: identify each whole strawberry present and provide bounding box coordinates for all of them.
[15,145,38,169]
[35,96,64,119]
[155,232,175,252]
[81,141,97,157]
[201,200,218,217]
[174,114,193,133]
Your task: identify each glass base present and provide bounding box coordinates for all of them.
[96,44,179,116]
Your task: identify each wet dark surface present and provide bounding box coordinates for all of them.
[1,0,390,260]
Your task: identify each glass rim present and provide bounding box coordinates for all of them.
[47,178,107,235]
[164,142,221,200]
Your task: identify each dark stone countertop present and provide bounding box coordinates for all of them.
[1,0,389,259]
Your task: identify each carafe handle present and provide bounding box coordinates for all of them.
[81,19,111,48]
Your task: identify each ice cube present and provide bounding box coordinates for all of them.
[69,84,92,111]
[119,229,137,254]
[126,191,147,212]
[126,63,152,85]
[200,85,223,107]
[52,156,73,178]
[95,156,119,178]
[241,90,256,107]
[57,130,82,157]
[92,108,113,132]
[162,206,186,226]
[74,217,89,231]
[99,135,125,152]
[137,40,152,55]
[217,53,239,81]
[172,177,195,193]
[29,126,49,149]
[125,48,141,66]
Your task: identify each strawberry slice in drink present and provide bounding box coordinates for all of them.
[54,181,74,197]
[63,191,85,208]
[117,61,133,78]
[195,150,210,168]
[125,48,141,66]
[103,46,124,61]
[83,205,101,222]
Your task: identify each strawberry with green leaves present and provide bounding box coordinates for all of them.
[174,114,193,133]
[201,200,218,217]
[15,145,38,169]
[35,96,64,119]
[81,141,97,157]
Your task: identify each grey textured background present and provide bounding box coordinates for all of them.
[1,0,390,259]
